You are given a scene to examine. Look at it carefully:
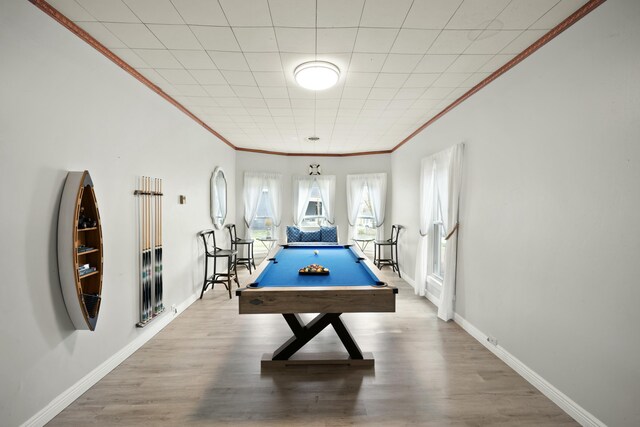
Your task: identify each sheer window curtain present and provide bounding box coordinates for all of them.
[438,144,464,321]
[346,175,367,242]
[243,172,282,239]
[292,176,314,226]
[315,175,336,224]
[263,173,283,239]
[366,173,387,240]
[413,144,463,321]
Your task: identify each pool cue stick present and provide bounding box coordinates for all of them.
[146,176,152,320]
[156,178,163,312]
[138,177,144,324]
[144,176,150,321]
[153,178,159,314]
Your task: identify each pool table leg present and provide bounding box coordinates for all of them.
[272,313,364,361]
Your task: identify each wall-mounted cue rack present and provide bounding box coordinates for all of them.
[134,176,164,327]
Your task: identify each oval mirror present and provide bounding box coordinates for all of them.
[210,167,227,229]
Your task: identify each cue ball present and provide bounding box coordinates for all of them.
[314,250,319,255]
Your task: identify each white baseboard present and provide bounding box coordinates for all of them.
[21,292,201,427]
[453,313,605,427]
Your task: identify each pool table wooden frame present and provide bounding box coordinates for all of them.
[236,244,397,367]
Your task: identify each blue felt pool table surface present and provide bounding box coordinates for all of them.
[252,245,381,288]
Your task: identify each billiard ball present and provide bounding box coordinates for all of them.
[314,250,319,255]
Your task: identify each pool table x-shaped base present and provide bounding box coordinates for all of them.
[275,313,363,361]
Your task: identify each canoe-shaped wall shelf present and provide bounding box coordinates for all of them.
[57,171,104,330]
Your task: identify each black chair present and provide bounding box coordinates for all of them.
[373,225,403,278]
[225,224,255,274]
[199,230,238,299]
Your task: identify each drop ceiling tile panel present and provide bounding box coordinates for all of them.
[216,97,243,107]
[354,28,399,53]
[244,52,283,71]
[191,27,240,51]
[234,27,278,52]
[403,0,462,29]
[317,28,358,53]
[465,30,521,54]
[391,29,439,54]
[291,98,315,109]
[428,30,473,54]
[173,84,208,96]
[221,70,255,86]
[233,86,262,98]
[103,23,163,48]
[478,54,515,72]
[133,49,182,68]
[269,0,316,27]
[445,0,511,30]
[394,87,423,100]
[349,53,387,72]
[360,0,413,28]
[156,68,198,84]
[190,69,226,84]
[286,86,315,99]
[76,0,140,23]
[343,86,371,99]
[490,0,558,30]
[368,88,397,100]
[208,51,249,71]
[374,73,409,88]
[501,30,547,54]
[266,98,291,108]
[345,72,378,87]
[123,0,183,24]
[432,72,473,87]
[414,55,459,73]
[447,54,492,73]
[219,0,272,27]
[531,0,589,30]
[203,84,236,97]
[317,0,365,28]
[460,72,491,88]
[171,50,216,69]
[340,99,366,109]
[48,0,95,21]
[171,0,227,25]
[147,25,201,49]
[403,72,440,87]
[253,71,287,86]
[260,87,289,99]
[275,28,315,53]
[381,54,422,73]
[76,22,127,48]
[421,86,454,99]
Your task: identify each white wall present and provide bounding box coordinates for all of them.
[390,0,640,425]
[0,2,235,426]
[235,152,392,244]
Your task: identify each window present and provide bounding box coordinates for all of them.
[355,184,376,240]
[430,195,446,282]
[300,183,327,227]
[249,188,274,239]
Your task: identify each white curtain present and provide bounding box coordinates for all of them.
[346,175,367,242]
[413,144,464,321]
[438,144,464,321]
[244,172,282,239]
[414,158,436,297]
[243,172,264,231]
[315,175,336,224]
[366,173,387,240]
[292,176,314,226]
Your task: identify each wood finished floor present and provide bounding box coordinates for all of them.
[49,267,577,426]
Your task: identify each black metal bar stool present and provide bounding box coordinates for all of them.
[225,224,255,274]
[199,230,238,299]
[373,224,403,278]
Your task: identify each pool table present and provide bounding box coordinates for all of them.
[236,244,398,367]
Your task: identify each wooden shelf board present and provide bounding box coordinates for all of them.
[78,227,98,232]
[79,270,99,279]
[77,249,99,255]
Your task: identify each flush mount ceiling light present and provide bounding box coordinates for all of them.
[294,61,340,91]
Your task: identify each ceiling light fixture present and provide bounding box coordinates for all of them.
[294,61,340,91]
